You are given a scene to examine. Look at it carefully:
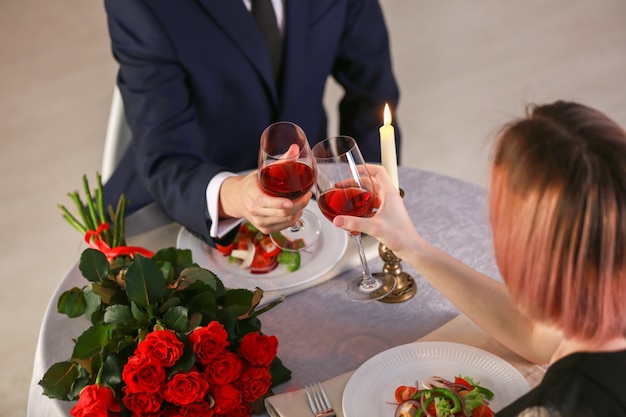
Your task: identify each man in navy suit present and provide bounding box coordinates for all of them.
[103,0,401,246]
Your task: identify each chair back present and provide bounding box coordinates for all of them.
[101,86,132,183]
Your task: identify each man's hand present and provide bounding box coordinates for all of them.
[218,171,312,234]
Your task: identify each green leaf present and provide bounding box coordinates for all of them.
[38,361,79,400]
[223,288,255,317]
[79,248,110,283]
[69,373,90,401]
[216,309,237,339]
[91,282,120,305]
[72,323,110,363]
[223,304,252,319]
[101,353,125,388]
[152,248,193,271]
[236,316,263,335]
[180,266,218,289]
[163,306,189,332]
[159,296,182,312]
[187,312,203,332]
[236,288,264,320]
[269,356,292,387]
[151,247,179,265]
[130,301,149,321]
[57,287,86,318]
[147,304,161,319]
[187,290,217,316]
[177,248,193,267]
[248,294,285,320]
[124,255,165,307]
[89,310,105,326]
[159,260,175,282]
[83,284,102,321]
[104,304,136,327]
[109,255,131,274]
[175,251,194,278]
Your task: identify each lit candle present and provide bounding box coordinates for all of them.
[379,103,399,190]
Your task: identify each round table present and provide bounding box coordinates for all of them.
[27,167,499,416]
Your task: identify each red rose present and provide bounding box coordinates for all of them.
[133,411,167,417]
[238,332,278,367]
[209,383,242,414]
[122,385,163,414]
[237,365,272,402]
[177,400,215,417]
[228,401,253,417]
[163,407,184,417]
[135,329,185,367]
[163,371,209,406]
[205,351,243,385]
[70,384,121,417]
[122,355,166,393]
[189,322,230,365]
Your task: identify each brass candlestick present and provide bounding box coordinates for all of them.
[378,188,417,303]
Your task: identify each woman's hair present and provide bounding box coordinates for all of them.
[489,101,626,341]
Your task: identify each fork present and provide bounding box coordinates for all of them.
[305,382,336,417]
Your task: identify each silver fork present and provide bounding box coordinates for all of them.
[305,382,336,417]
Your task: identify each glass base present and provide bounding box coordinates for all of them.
[270,209,321,251]
[345,272,397,302]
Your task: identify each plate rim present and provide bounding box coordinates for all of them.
[342,340,530,417]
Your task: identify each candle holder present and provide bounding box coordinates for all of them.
[378,188,417,303]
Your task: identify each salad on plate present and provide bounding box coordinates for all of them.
[216,221,302,274]
[392,375,495,417]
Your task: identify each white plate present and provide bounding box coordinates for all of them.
[176,201,348,292]
[342,341,530,417]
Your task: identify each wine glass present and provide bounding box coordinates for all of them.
[258,121,321,251]
[312,136,396,301]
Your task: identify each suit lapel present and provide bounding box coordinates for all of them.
[196,0,278,104]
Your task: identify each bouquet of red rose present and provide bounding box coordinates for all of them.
[117,326,277,417]
[39,175,291,417]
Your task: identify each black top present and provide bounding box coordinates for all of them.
[497,349,626,416]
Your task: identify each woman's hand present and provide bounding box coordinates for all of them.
[332,164,419,258]
[218,171,311,234]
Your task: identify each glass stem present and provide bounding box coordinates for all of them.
[350,234,378,289]
[288,219,303,232]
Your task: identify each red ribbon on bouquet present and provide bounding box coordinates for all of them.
[84,223,154,260]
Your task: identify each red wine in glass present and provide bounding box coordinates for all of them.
[259,161,315,200]
[318,187,375,221]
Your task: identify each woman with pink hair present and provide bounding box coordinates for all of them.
[334,101,626,415]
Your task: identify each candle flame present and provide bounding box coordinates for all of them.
[384,103,392,126]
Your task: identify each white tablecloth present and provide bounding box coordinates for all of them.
[27,167,499,417]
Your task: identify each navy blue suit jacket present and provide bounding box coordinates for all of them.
[103,0,401,244]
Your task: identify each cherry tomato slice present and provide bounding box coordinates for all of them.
[454,376,474,391]
[394,385,417,403]
[471,404,494,417]
[250,251,278,274]
[215,242,234,256]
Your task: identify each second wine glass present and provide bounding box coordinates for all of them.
[312,135,396,301]
[258,121,321,251]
